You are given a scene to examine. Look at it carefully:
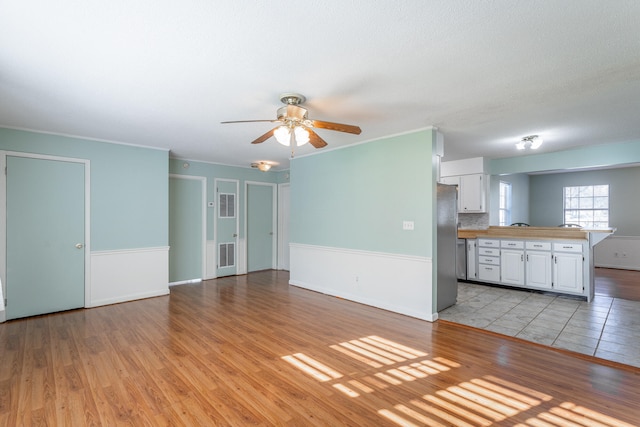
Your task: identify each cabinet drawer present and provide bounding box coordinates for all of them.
[501,240,524,249]
[478,239,499,247]
[553,243,583,253]
[478,265,500,282]
[526,241,551,251]
[478,256,500,266]
[478,247,499,256]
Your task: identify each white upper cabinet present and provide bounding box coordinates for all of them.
[439,174,487,213]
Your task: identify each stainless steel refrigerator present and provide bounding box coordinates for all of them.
[436,183,458,311]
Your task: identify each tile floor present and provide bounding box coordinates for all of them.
[439,282,640,368]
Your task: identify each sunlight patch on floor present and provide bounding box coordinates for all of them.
[282,336,634,426]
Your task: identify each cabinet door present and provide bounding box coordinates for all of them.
[526,251,552,289]
[467,239,477,280]
[501,249,524,286]
[554,252,583,293]
[459,174,486,213]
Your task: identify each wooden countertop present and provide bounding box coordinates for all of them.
[458,226,599,240]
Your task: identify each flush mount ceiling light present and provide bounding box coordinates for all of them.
[251,161,272,172]
[517,135,543,150]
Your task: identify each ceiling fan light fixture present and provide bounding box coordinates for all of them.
[530,136,543,149]
[274,125,310,146]
[274,126,291,146]
[294,126,310,146]
[518,135,543,150]
[251,161,272,172]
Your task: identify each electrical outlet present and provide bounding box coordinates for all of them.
[403,221,415,230]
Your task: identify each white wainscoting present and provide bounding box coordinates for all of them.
[89,246,169,307]
[594,236,640,270]
[289,243,436,322]
[206,240,216,279]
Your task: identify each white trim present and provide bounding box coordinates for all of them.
[91,246,170,256]
[0,151,91,317]
[277,183,290,270]
[169,278,202,286]
[245,181,278,272]
[289,243,436,321]
[290,242,430,262]
[169,174,207,280]
[1,126,169,152]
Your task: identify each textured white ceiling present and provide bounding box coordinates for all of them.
[1,1,640,169]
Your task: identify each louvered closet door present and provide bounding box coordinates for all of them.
[215,179,238,277]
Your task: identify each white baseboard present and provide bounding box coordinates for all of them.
[289,243,436,322]
[89,246,169,307]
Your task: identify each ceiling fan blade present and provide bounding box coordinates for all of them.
[251,127,278,144]
[310,120,361,135]
[307,129,328,149]
[221,119,279,124]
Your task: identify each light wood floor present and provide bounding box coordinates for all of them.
[2,270,639,426]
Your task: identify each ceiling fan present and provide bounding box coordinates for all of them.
[221,93,361,150]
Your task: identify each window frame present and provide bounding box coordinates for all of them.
[562,184,609,229]
[499,181,512,226]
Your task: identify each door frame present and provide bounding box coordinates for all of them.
[277,182,290,271]
[169,174,207,283]
[0,151,91,321]
[245,181,277,271]
[214,178,240,276]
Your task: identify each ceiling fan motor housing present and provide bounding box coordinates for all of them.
[277,105,308,122]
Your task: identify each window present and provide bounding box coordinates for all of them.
[219,193,235,218]
[499,181,512,226]
[563,185,609,228]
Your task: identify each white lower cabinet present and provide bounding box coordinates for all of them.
[472,238,586,298]
[477,239,500,282]
[500,249,524,286]
[467,239,477,280]
[478,264,500,282]
[525,241,552,290]
[525,251,552,289]
[553,248,584,294]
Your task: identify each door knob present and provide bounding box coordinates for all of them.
[233,233,238,237]
[75,243,84,249]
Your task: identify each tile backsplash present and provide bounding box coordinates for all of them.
[458,213,489,229]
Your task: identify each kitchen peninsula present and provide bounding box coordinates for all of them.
[458,226,615,302]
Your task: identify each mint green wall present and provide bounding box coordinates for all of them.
[490,140,640,175]
[0,128,168,250]
[290,130,434,257]
[530,166,640,235]
[168,158,279,240]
